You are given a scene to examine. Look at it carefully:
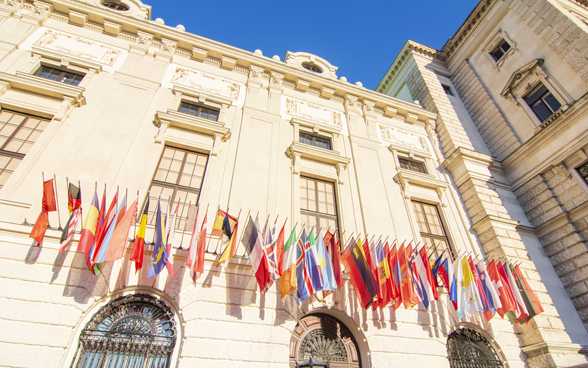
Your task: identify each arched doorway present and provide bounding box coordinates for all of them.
[447,328,504,368]
[290,313,361,368]
[69,293,177,368]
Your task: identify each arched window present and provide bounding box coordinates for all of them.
[290,314,361,368]
[447,328,504,368]
[70,294,177,368]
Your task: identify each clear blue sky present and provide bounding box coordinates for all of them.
[147,0,478,90]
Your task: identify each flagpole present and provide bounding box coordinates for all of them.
[382,235,389,245]
[315,227,322,242]
[236,208,251,247]
[273,214,279,226]
[53,174,63,230]
[339,229,346,242]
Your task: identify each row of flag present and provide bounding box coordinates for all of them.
[29,179,543,325]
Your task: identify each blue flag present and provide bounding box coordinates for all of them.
[316,235,337,292]
[147,200,168,278]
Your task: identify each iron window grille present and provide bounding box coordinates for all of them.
[412,201,454,261]
[523,84,562,122]
[146,147,208,231]
[300,177,338,240]
[0,110,50,189]
[490,40,511,62]
[69,293,177,368]
[299,132,331,150]
[178,102,219,122]
[447,328,504,368]
[399,157,427,174]
[34,66,84,86]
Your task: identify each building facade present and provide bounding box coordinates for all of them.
[0,0,587,367]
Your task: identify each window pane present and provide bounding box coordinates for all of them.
[543,92,561,113]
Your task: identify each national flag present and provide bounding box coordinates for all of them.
[504,262,529,322]
[105,198,137,262]
[388,243,402,309]
[492,260,517,319]
[59,183,83,253]
[513,265,544,323]
[432,254,457,309]
[263,221,279,279]
[30,179,57,244]
[212,209,237,238]
[454,256,466,319]
[325,232,343,288]
[280,226,297,298]
[193,209,208,281]
[341,237,379,309]
[94,195,125,266]
[398,243,418,309]
[462,257,484,318]
[165,200,179,277]
[407,245,425,308]
[369,240,382,309]
[375,240,393,308]
[217,210,239,265]
[476,261,498,321]
[316,234,337,293]
[242,216,271,292]
[77,187,101,271]
[417,246,437,303]
[275,223,286,275]
[87,186,107,274]
[129,198,149,273]
[91,191,118,271]
[185,205,200,272]
[296,229,313,302]
[468,257,490,316]
[147,200,169,278]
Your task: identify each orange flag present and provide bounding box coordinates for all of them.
[105,199,137,262]
[30,179,57,245]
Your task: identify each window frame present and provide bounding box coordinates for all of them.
[145,146,209,230]
[490,39,511,62]
[178,101,220,122]
[0,109,50,189]
[299,131,332,150]
[523,83,563,123]
[577,161,588,187]
[300,176,339,241]
[34,65,85,86]
[411,200,454,261]
[483,30,517,69]
[399,157,428,174]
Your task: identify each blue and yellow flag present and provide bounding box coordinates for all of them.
[147,200,168,278]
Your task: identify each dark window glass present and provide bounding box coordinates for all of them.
[577,162,588,186]
[442,84,454,96]
[0,110,50,189]
[101,1,129,10]
[146,147,208,230]
[490,40,511,61]
[399,157,427,174]
[178,102,219,122]
[34,66,84,86]
[524,84,562,122]
[300,177,338,240]
[412,201,454,261]
[302,63,322,73]
[299,133,331,150]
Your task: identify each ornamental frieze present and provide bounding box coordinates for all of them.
[284,97,344,129]
[170,66,241,101]
[378,124,429,151]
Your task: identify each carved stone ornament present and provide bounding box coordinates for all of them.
[284,51,338,80]
[171,66,241,100]
[285,97,343,128]
[160,38,177,55]
[270,71,284,87]
[379,124,429,151]
[501,58,546,100]
[0,0,24,10]
[344,94,362,113]
[34,29,123,66]
[74,0,151,20]
[136,30,153,47]
[249,66,265,81]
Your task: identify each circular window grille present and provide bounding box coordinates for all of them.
[447,328,504,368]
[71,294,176,367]
[290,314,361,367]
[302,63,323,73]
[101,1,129,11]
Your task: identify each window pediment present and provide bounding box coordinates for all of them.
[287,141,350,184]
[394,170,448,205]
[501,58,545,100]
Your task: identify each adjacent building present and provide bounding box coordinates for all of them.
[1,0,588,366]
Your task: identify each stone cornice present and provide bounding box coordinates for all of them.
[442,146,498,186]
[40,0,436,125]
[155,110,230,139]
[501,92,588,190]
[535,200,588,239]
[0,71,84,102]
[521,342,588,359]
[471,214,519,234]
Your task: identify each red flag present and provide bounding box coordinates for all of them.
[514,265,544,315]
[92,192,117,266]
[78,188,101,272]
[340,237,379,309]
[30,179,57,244]
[327,232,343,287]
[105,199,137,262]
[194,211,208,281]
[387,243,401,310]
[399,243,418,309]
[275,224,285,275]
[468,256,491,319]
[488,260,516,318]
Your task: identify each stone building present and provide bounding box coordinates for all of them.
[0,0,587,367]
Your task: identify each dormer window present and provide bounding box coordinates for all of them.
[490,39,511,61]
[34,66,84,86]
[179,102,219,122]
[300,132,331,150]
[302,63,323,73]
[523,84,562,122]
[399,157,427,174]
[101,1,129,10]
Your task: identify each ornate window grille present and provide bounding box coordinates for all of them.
[70,294,177,368]
[447,328,504,368]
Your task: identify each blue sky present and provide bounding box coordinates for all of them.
[147,0,478,90]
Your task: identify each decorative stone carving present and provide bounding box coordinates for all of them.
[270,71,284,87]
[34,29,123,66]
[285,97,343,128]
[379,124,429,151]
[32,0,51,18]
[170,66,241,100]
[0,0,24,10]
[136,30,153,47]
[285,51,338,80]
[160,38,177,55]
[249,66,265,81]
[344,94,362,113]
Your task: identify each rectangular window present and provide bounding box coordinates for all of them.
[178,102,219,122]
[442,84,454,96]
[399,158,427,174]
[524,84,562,122]
[300,177,338,239]
[34,66,84,86]
[0,110,50,189]
[490,39,511,61]
[146,147,209,230]
[299,132,331,150]
[577,162,588,187]
[412,201,453,261]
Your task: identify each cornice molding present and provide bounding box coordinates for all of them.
[0,71,84,101]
